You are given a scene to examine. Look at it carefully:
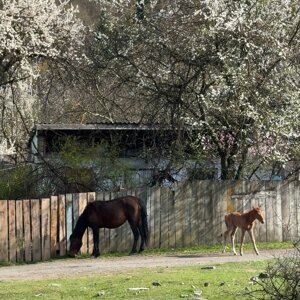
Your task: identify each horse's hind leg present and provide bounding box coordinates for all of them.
[222,228,230,253]
[129,222,140,255]
[137,225,145,252]
[240,229,246,256]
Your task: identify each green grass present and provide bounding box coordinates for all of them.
[0,242,293,299]
[0,260,268,300]
[69,241,292,259]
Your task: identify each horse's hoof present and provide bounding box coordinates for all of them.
[240,253,243,256]
[233,252,237,256]
[129,251,138,256]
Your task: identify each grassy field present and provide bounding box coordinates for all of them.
[0,242,294,300]
[0,260,267,300]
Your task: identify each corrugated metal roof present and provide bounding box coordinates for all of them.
[33,122,168,131]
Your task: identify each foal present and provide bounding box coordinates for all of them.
[222,206,265,256]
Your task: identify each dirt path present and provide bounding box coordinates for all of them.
[0,248,292,281]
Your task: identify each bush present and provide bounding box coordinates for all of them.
[247,244,299,300]
[0,165,37,199]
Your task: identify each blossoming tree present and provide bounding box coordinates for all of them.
[91,0,300,179]
[0,0,85,160]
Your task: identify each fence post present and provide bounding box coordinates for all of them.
[0,200,8,261]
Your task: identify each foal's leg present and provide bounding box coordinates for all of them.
[222,227,231,253]
[92,228,100,257]
[248,229,259,255]
[240,229,246,256]
[129,222,140,255]
[230,227,238,255]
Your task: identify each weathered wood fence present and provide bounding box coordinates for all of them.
[0,180,299,262]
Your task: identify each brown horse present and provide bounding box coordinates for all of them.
[69,195,148,257]
[222,206,265,256]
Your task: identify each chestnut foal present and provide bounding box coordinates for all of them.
[222,206,265,256]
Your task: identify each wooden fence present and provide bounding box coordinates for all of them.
[0,180,299,262]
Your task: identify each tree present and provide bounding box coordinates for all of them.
[0,0,86,160]
[91,0,300,179]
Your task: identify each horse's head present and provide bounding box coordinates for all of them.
[69,234,83,257]
[253,206,265,224]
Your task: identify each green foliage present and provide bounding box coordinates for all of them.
[0,165,36,200]
[48,137,135,193]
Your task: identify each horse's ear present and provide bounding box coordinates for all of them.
[252,205,262,211]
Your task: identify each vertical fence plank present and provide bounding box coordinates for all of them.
[147,187,154,248]
[65,194,73,253]
[23,199,31,262]
[153,187,161,248]
[16,200,24,262]
[183,183,192,247]
[190,182,199,245]
[79,193,88,254]
[198,181,206,244]
[50,196,58,257]
[41,198,51,261]
[175,182,184,248]
[168,189,176,248]
[0,200,8,261]
[109,192,117,252]
[117,190,130,252]
[72,193,79,229]
[296,181,300,241]
[280,182,290,241]
[160,187,169,248]
[102,192,111,253]
[290,181,298,241]
[273,184,283,242]
[249,184,258,243]
[88,192,96,254]
[31,199,41,262]
[94,192,104,255]
[204,181,213,244]
[59,195,66,256]
[8,200,16,262]
[217,181,228,244]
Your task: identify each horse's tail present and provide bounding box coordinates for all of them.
[139,199,149,245]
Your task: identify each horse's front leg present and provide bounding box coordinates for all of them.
[240,229,246,256]
[92,228,100,258]
[248,229,259,255]
[230,227,238,255]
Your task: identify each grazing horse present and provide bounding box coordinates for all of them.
[69,195,149,257]
[222,206,265,256]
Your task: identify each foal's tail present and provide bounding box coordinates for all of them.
[139,199,149,245]
[224,214,229,229]
[220,214,229,238]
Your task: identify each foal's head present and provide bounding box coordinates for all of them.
[69,234,83,257]
[253,206,265,224]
